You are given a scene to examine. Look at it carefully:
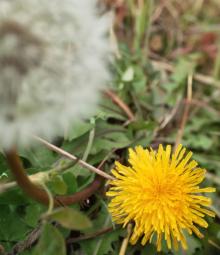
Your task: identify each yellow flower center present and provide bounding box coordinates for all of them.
[107,144,216,251]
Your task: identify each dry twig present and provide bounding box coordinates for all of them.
[67,227,113,244]
[119,223,132,255]
[7,226,41,255]
[175,74,193,149]
[34,136,114,181]
[151,60,220,89]
[104,90,135,122]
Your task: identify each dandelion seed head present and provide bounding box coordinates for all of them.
[0,0,111,149]
[107,144,215,251]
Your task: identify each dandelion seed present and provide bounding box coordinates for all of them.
[0,0,111,149]
[107,144,216,251]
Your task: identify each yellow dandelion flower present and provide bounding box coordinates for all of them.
[107,144,216,251]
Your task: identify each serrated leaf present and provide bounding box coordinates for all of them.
[33,223,66,255]
[47,207,92,230]
[129,120,156,131]
[97,99,126,121]
[183,134,213,150]
[67,121,95,141]
[19,147,57,168]
[91,131,131,154]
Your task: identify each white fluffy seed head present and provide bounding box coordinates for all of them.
[0,0,112,149]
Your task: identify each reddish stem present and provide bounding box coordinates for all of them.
[5,148,102,207]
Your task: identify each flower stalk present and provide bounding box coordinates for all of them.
[5,148,103,206]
